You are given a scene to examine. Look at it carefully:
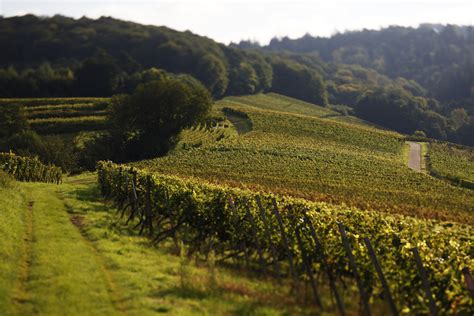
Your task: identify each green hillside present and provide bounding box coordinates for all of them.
[134,93,474,223]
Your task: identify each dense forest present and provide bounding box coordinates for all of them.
[0,15,473,146]
[237,25,474,145]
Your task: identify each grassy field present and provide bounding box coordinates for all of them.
[0,174,334,315]
[134,94,474,223]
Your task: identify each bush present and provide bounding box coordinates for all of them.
[4,130,79,172]
[413,130,427,138]
[0,104,29,139]
[0,170,13,188]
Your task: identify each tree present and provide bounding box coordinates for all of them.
[355,88,424,134]
[75,57,121,96]
[194,54,229,98]
[450,108,469,130]
[0,104,29,139]
[227,62,259,95]
[457,118,474,146]
[270,58,328,105]
[108,75,212,160]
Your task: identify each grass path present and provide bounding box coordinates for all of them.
[13,200,34,307]
[18,182,119,315]
[0,174,322,315]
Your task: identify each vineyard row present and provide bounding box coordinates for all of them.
[0,152,62,183]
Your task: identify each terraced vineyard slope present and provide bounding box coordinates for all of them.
[134,93,474,223]
[0,98,109,135]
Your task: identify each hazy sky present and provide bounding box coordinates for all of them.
[1,0,473,44]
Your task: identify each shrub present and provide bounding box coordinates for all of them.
[0,170,13,188]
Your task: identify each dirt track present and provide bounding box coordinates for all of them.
[407,141,421,172]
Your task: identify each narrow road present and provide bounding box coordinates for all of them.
[407,141,422,172]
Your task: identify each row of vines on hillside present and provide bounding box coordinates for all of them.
[97,161,473,315]
[0,152,62,183]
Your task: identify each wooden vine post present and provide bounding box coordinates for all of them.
[461,267,474,299]
[271,198,299,287]
[338,223,371,316]
[145,175,153,235]
[243,198,267,274]
[294,223,322,308]
[228,197,250,269]
[411,247,439,316]
[363,237,398,316]
[256,196,281,280]
[303,214,346,316]
[126,168,138,225]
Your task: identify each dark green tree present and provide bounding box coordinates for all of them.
[227,62,259,95]
[75,57,121,96]
[355,88,424,134]
[108,75,212,160]
[270,58,328,105]
[194,54,229,98]
[0,104,29,139]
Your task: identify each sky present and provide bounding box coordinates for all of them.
[1,0,473,44]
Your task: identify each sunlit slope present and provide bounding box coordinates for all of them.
[218,93,371,126]
[133,94,473,223]
[429,142,474,187]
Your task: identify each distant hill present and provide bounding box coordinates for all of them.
[237,25,474,113]
[0,15,473,146]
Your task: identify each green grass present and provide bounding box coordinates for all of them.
[12,182,116,315]
[134,95,474,223]
[0,179,26,315]
[222,93,338,117]
[27,102,108,112]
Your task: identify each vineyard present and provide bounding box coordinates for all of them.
[427,143,474,189]
[134,94,474,223]
[1,93,473,314]
[178,123,234,149]
[0,152,62,183]
[218,93,371,127]
[0,97,109,135]
[97,161,474,315]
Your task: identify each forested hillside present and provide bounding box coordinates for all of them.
[250,24,474,108]
[238,25,474,146]
[0,15,473,146]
